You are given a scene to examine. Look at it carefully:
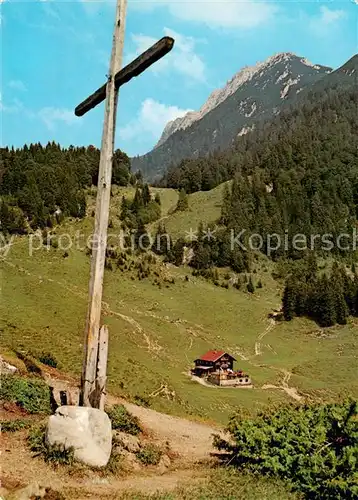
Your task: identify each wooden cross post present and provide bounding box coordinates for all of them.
[75,0,174,409]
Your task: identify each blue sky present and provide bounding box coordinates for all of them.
[1,0,357,156]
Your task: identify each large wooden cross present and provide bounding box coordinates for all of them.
[75,0,174,409]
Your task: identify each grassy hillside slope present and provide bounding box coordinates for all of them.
[1,185,357,424]
[151,183,229,238]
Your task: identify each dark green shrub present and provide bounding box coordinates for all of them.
[38,351,58,368]
[133,395,151,408]
[214,400,358,499]
[2,419,33,432]
[28,424,48,454]
[45,444,75,466]
[15,350,42,375]
[106,404,142,435]
[105,258,113,271]
[50,237,58,249]
[247,277,255,293]
[136,444,162,465]
[0,375,51,414]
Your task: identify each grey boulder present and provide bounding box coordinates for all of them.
[46,405,112,467]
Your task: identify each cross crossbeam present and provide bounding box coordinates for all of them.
[75,37,174,117]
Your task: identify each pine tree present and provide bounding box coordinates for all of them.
[315,274,337,327]
[171,238,185,266]
[176,189,189,212]
[152,223,172,256]
[247,276,255,294]
[131,188,143,213]
[120,196,130,219]
[134,221,150,251]
[220,182,231,225]
[354,275,358,317]
[135,170,143,186]
[331,263,349,324]
[142,184,151,206]
[283,280,296,321]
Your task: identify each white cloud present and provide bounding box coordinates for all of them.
[38,107,78,131]
[0,97,78,131]
[319,6,346,24]
[126,28,206,82]
[8,80,27,92]
[0,96,24,114]
[309,6,346,35]
[130,0,277,29]
[119,98,192,142]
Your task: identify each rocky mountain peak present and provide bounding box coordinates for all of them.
[155,52,328,148]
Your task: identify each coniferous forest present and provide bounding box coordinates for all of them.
[0,143,131,233]
[162,87,358,235]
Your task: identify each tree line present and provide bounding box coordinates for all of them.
[0,142,133,234]
[155,85,358,276]
[161,85,357,196]
[282,259,358,327]
[160,87,357,261]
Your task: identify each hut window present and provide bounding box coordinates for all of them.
[239,379,242,383]
[245,378,248,382]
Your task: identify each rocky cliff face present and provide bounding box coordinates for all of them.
[132,52,332,181]
[156,53,330,147]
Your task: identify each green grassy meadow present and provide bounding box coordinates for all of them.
[1,185,357,424]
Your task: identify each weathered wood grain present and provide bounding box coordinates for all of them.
[74,37,174,117]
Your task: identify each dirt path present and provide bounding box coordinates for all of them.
[254,318,276,356]
[262,368,302,402]
[1,429,207,499]
[156,215,170,225]
[229,347,249,361]
[252,316,303,401]
[120,400,224,459]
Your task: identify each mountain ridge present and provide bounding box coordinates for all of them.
[155,52,331,148]
[131,53,356,182]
